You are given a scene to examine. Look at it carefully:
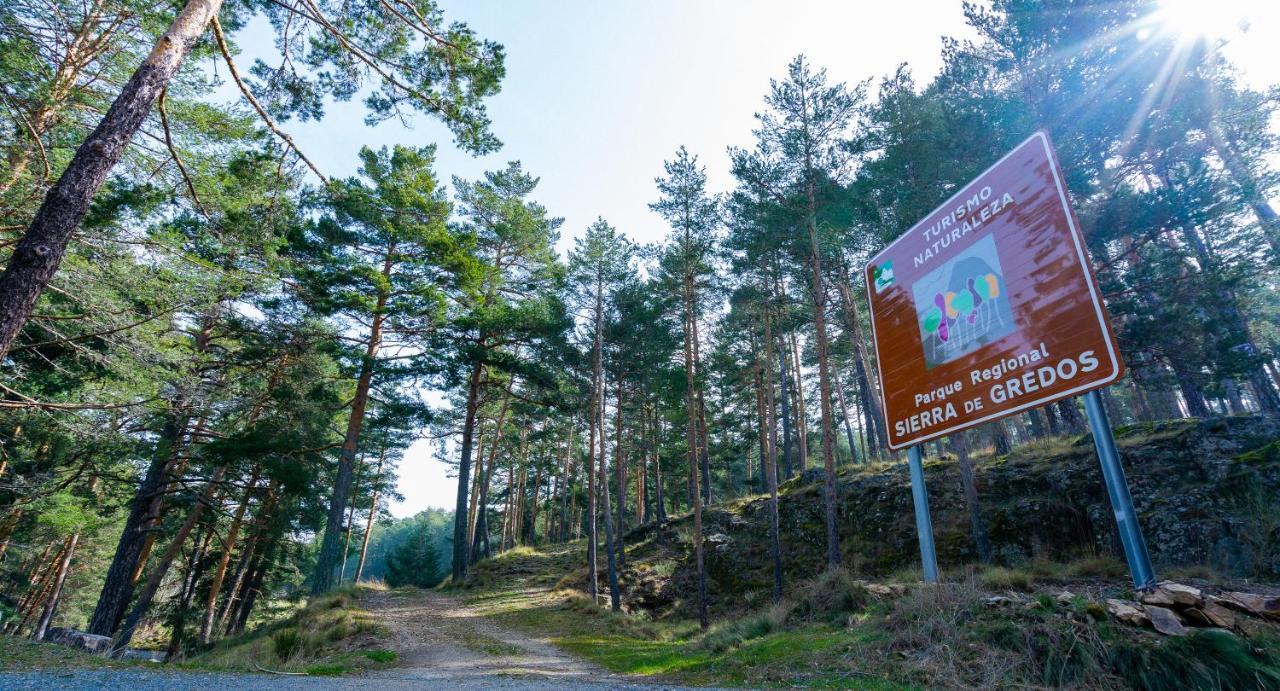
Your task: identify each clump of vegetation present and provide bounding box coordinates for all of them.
[1108,630,1280,691]
[188,586,394,676]
[980,566,1035,590]
[784,568,870,626]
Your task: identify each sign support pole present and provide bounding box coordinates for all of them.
[907,445,939,583]
[1082,390,1156,590]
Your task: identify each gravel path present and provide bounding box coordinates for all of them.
[0,589,705,689]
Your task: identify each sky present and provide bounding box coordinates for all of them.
[225,1,1280,518]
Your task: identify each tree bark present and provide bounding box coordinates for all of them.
[165,523,215,661]
[114,465,226,652]
[836,265,887,456]
[0,0,226,359]
[198,467,259,644]
[339,465,361,581]
[354,450,386,583]
[989,421,1013,455]
[314,247,392,594]
[471,387,512,563]
[832,360,860,464]
[682,272,708,628]
[652,409,667,524]
[217,482,276,633]
[598,384,621,612]
[787,331,809,469]
[804,179,842,569]
[776,344,795,479]
[614,379,627,566]
[755,361,783,601]
[952,432,991,563]
[32,533,78,640]
[88,412,190,636]
[557,426,573,543]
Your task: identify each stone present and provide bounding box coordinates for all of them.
[866,583,896,598]
[984,595,1014,608]
[1218,591,1280,619]
[1105,598,1150,626]
[1139,581,1202,608]
[1055,590,1076,604]
[119,649,165,662]
[705,533,732,554]
[46,627,112,654]
[1185,601,1238,629]
[1144,605,1189,636]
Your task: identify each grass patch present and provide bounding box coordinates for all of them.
[1108,630,1280,690]
[186,585,395,676]
[363,649,396,663]
[456,630,522,657]
[0,635,123,671]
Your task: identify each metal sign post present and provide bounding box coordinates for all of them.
[1082,390,1156,590]
[907,445,939,583]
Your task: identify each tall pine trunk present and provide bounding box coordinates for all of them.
[776,344,795,479]
[114,465,226,652]
[0,0,226,358]
[452,347,486,580]
[952,431,991,563]
[165,525,215,661]
[32,533,78,640]
[354,451,386,583]
[757,317,784,601]
[88,411,191,636]
[614,379,627,567]
[683,273,709,628]
[599,382,621,612]
[199,467,259,644]
[836,266,887,456]
[804,180,842,569]
[314,250,391,594]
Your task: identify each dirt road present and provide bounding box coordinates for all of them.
[0,588,695,689]
[361,587,619,684]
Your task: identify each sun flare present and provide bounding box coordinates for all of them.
[1155,0,1252,41]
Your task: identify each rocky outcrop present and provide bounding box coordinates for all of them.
[634,415,1279,613]
[1104,580,1279,637]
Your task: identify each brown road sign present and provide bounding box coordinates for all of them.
[865,131,1123,450]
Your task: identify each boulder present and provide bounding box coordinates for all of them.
[1139,581,1202,608]
[1105,598,1150,626]
[1144,605,1189,636]
[45,627,112,654]
[1218,591,1280,619]
[1184,601,1238,629]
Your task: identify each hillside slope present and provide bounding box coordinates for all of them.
[611,415,1280,617]
[448,416,1280,688]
